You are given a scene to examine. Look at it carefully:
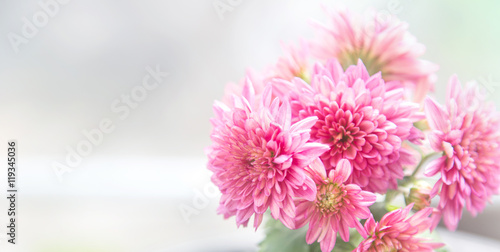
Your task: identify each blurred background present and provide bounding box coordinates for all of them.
[0,0,500,251]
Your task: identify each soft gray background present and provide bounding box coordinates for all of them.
[0,0,499,251]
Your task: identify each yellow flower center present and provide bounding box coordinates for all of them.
[316,182,345,214]
[339,49,384,76]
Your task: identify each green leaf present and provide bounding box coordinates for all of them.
[258,218,310,252]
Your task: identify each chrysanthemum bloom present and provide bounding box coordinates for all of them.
[354,204,444,252]
[207,79,330,229]
[269,41,310,82]
[273,59,420,193]
[424,75,500,230]
[310,8,438,102]
[295,158,376,252]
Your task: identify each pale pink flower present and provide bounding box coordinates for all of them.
[310,8,438,102]
[207,78,330,229]
[295,159,376,252]
[354,204,444,252]
[424,75,500,230]
[273,59,421,193]
[221,68,267,106]
[268,41,310,82]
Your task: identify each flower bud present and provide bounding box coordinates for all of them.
[405,182,432,211]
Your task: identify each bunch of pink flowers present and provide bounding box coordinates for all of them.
[206,8,500,252]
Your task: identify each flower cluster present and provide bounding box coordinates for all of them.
[206,7,500,252]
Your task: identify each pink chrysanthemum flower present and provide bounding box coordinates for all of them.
[207,78,330,229]
[354,204,444,252]
[273,59,420,193]
[424,75,500,230]
[310,8,438,102]
[295,158,376,252]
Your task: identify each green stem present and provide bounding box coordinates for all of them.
[411,152,442,178]
[384,189,400,204]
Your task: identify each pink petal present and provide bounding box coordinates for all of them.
[307,158,327,179]
[241,77,255,107]
[295,143,330,167]
[290,116,318,134]
[331,159,352,182]
[320,227,337,252]
[424,156,445,177]
[294,175,317,201]
[274,154,292,164]
[446,75,462,103]
[424,97,449,132]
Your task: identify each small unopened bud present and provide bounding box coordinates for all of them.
[405,182,432,211]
